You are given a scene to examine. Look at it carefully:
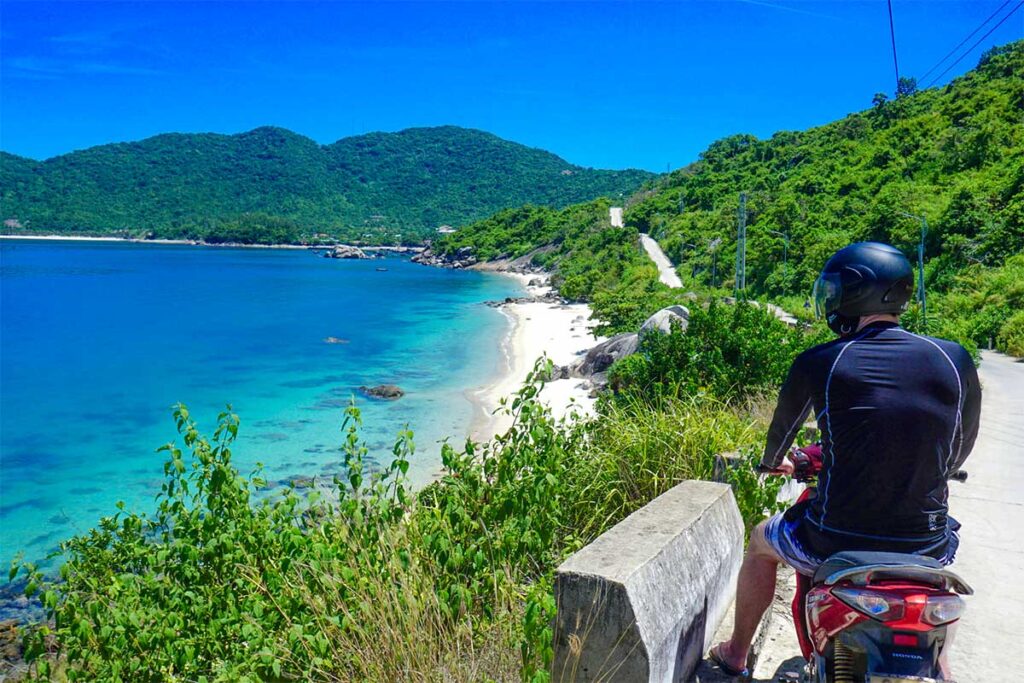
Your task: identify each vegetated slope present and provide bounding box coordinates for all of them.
[443,41,1024,352]
[626,41,1023,352]
[436,199,685,334]
[0,126,653,243]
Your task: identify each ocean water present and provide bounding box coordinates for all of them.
[0,240,521,569]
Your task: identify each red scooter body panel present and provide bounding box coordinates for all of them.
[785,445,967,680]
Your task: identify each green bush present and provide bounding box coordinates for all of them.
[998,310,1024,357]
[608,300,813,403]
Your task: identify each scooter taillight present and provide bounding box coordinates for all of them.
[832,586,906,622]
[921,594,965,625]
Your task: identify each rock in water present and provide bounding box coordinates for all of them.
[325,245,368,259]
[639,305,690,337]
[359,384,405,400]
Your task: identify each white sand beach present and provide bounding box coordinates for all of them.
[470,273,606,441]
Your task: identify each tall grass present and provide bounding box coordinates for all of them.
[565,393,760,541]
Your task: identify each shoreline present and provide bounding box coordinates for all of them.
[0,234,313,249]
[468,271,605,441]
[0,235,424,252]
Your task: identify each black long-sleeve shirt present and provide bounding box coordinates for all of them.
[762,322,981,554]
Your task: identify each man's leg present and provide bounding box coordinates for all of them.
[712,519,784,671]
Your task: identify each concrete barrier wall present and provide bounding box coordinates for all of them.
[552,480,744,682]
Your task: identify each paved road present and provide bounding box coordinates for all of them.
[639,233,683,288]
[609,206,624,228]
[751,350,1024,682]
[947,350,1024,680]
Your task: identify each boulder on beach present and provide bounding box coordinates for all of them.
[639,305,690,337]
[571,332,640,377]
[359,384,405,400]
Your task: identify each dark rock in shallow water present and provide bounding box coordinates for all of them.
[309,397,349,411]
[254,432,289,443]
[359,384,405,400]
[0,579,45,625]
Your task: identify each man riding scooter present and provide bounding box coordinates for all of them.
[709,241,982,677]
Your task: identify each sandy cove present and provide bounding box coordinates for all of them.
[469,272,606,441]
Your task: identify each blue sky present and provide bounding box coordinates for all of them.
[1,1,1020,171]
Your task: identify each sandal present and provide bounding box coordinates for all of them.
[708,643,750,678]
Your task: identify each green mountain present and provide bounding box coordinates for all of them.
[0,126,654,243]
[439,41,1024,352]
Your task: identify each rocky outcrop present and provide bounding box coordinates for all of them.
[411,246,477,268]
[639,305,690,337]
[325,245,368,259]
[485,292,563,307]
[359,384,405,400]
[563,305,693,385]
[569,332,640,380]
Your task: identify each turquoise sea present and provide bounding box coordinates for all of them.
[0,239,521,570]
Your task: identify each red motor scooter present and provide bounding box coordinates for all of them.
[785,445,972,683]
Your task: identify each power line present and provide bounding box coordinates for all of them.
[920,0,1013,82]
[887,0,901,91]
[923,0,1024,88]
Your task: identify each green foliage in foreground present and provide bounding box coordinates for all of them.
[14,366,775,682]
[0,126,653,244]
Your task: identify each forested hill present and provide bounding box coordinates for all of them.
[0,126,653,243]
[439,41,1024,354]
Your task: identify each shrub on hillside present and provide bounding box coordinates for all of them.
[608,300,815,403]
[998,310,1024,357]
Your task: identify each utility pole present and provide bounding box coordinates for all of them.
[766,229,790,293]
[682,242,698,278]
[709,237,722,288]
[735,193,747,296]
[898,211,928,331]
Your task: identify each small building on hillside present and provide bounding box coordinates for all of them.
[437,225,457,234]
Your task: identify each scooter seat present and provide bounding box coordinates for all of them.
[813,551,943,585]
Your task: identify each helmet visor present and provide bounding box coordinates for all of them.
[813,272,843,320]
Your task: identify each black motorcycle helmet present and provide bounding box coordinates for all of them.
[813,242,914,336]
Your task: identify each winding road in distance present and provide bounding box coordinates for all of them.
[639,233,684,288]
[610,205,685,290]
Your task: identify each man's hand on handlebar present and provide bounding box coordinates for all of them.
[756,459,795,476]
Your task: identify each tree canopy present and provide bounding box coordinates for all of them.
[0,126,653,243]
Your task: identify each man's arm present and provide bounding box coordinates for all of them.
[950,348,982,473]
[760,355,814,470]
